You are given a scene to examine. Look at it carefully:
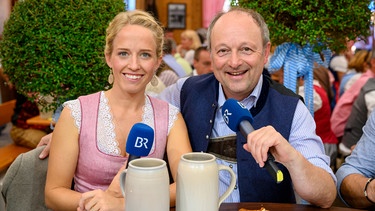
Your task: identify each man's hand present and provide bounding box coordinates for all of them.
[37,133,53,159]
[242,126,297,168]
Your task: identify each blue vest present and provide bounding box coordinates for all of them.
[180,73,301,203]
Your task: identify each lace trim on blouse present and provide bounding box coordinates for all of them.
[63,91,179,156]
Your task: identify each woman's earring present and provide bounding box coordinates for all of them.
[108,68,114,84]
[151,75,158,86]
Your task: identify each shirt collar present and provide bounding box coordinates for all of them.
[218,75,263,110]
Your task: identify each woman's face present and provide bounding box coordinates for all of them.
[180,35,192,50]
[106,24,161,95]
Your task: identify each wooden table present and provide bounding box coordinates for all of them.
[26,115,53,126]
[170,202,362,211]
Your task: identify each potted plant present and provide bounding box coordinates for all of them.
[0,0,125,114]
[236,0,372,113]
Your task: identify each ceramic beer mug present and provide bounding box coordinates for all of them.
[176,152,236,211]
[120,158,169,211]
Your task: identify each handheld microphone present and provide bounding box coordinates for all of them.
[222,98,283,183]
[125,123,155,168]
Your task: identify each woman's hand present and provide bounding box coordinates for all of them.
[77,189,124,211]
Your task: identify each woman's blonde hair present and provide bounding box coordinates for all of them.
[348,50,372,73]
[104,10,164,58]
[181,29,202,50]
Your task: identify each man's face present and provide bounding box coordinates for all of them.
[193,50,212,75]
[210,11,270,101]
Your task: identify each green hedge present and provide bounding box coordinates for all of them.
[237,0,372,52]
[0,0,125,111]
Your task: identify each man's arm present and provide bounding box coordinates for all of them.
[244,101,336,208]
[336,110,375,208]
[244,128,336,208]
[340,174,375,208]
[157,77,188,108]
[288,101,337,208]
[282,145,336,208]
[37,133,53,159]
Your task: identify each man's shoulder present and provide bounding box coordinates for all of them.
[266,76,303,101]
[180,74,219,104]
[183,74,217,87]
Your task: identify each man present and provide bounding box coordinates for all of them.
[159,7,336,207]
[38,7,336,208]
[336,109,375,209]
[192,46,213,76]
[163,36,193,76]
[341,78,375,152]
[162,38,188,78]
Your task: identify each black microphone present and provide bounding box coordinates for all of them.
[125,123,155,168]
[222,98,283,183]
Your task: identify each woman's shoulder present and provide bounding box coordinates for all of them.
[63,98,80,108]
[63,91,103,107]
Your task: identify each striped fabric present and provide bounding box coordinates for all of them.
[268,43,332,117]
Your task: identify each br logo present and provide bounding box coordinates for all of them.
[223,109,232,126]
[134,137,149,148]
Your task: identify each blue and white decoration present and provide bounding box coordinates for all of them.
[268,43,332,116]
[369,0,375,12]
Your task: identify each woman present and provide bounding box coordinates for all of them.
[176,29,201,66]
[339,50,371,96]
[45,10,192,210]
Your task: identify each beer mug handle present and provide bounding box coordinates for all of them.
[217,165,236,208]
[119,169,128,197]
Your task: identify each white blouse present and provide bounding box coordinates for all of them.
[63,91,179,156]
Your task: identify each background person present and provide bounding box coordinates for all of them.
[176,29,202,67]
[341,77,375,152]
[339,50,371,97]
[162,37,188,78]
[297,65,338,170]
[336,109,375,209]
[192,45,213,76]
[156,61,179,87]
[331,51,375,153]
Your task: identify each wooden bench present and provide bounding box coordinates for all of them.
[0,99,31,171]
[0,144,31,171]
[0,99,16,126]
